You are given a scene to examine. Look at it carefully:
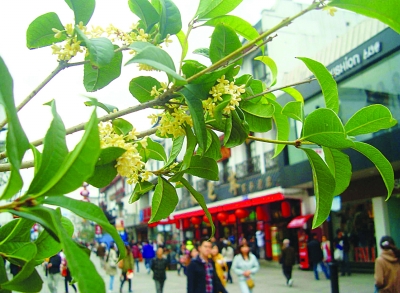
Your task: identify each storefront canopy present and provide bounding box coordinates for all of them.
[173,188,286,220]
[287,214,313,228]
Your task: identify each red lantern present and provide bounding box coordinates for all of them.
[217,212,228,222]
[190,217,202,225]
[281,201,291,218]
[183,218,190,229]
[175,220,181,229]
[235,209,249,219]
[226,214,236,224]
[256,206,268,221]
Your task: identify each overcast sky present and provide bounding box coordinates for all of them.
[0,0,318,197]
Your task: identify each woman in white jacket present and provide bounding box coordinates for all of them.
[232,243,260,293]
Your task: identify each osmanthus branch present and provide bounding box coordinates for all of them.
[244,77,317,102]
[247,135,314,147]
[185,1,321,84]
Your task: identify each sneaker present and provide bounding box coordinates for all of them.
[288,279,293,287]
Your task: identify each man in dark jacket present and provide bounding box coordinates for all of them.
[151,247,169,293]
[307,234,330,280]
[47,253,62,293]
[281,239,296,287]
[334,229,351,276]
[187,239,228,293]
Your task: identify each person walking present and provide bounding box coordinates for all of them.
[280,239,296,287]
[211,243,228,287]
[151,247,169,293]
[231,243,260,293]
[178,243,189,276]
[97,243,107,269]
[105,243,118,293]
[255,229,265,260]
[321,235,332,272]
[334,229,351,276]
[60,251,77,293]
[119,244,134,293]
[374,236,400,293]
[47,252,62,293]
[221,240,234,284]
[131,242,141,273]
[142,241,155,274]
[186,238,228,293]
[307,234,330,280]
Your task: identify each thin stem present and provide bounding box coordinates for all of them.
[178,20,195,75]
[186,2,321,84]
[244,77,317,102]
[0,62,67,129]
[247,135,314,146]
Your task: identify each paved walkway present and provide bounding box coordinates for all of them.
[36,254,375,293]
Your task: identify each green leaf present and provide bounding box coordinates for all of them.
[43,196,126,260]
[166,136,184,166]
[345,104,397,136]
[352,142,394,199]
[280,87,304,103]
[197,129,222,161]
[254,56,278,86]
[176,30,189,60]
[30,145,42,174]
[180,85,208,151]
[301,108,354,149]
[84,97,118,114]
[240,100,274,118]
[53,211,105,293]
[0,57,30,201]
[146,137,167,162]
[182,60,207,79]
[202,15,263,53]
[0,218,33,247]
[0,256,10,289]
[129,76,160,103]
[128,0,160,31]
[243,112,273,133]
[1,266,42,292]
[181,124,198,170]
[224,109,249,148]
[127,42,186,85]
[282,101,304,122]
[193,48,210,59]
[210,24,242,65]
[112,118,133,136]
[185,156,219,180]
[323,147,351,195]
[301,148,335,228]
[330,0,400,34]
[84,45,122,92]
[149,176,179,223]
[28,101,68,194]
[268,98,290,158]
[297,57,338,114]
[76,27,114,67]
[64,0,95,25]
[31,109,100,197]
[129,181,154,204]
[196,0,243,19]
[159,0,182,39]
[180,177,215,236]
[95,147,126,166]
[86,161,118,188]
[26,12,67,49]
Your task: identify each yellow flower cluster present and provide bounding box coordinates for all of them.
[322,6,337,16]
[105,23,151,45]
[98,121,148,185]
[51,22,86,61]
[148,99,193,138]
[150,82,169,98]
[203,75,245,117]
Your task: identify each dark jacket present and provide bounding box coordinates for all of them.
[307,239,324,263]
[151,257,169,281]
[48,254,62,275]
[281,246,296,267]
[187,256,228,293]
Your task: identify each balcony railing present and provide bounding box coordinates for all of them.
[264,150,277,170]
[235,155,261,179]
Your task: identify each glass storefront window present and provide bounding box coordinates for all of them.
[288,51,400,165]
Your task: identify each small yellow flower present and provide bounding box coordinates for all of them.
[150,86,161,97]
[65,23,74,36]
[164,34,173,47]
[323,6,337,16]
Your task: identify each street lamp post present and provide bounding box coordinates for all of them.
[328,212,339,293]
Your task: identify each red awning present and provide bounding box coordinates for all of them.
[148,216,176,227]
[287,214,313,228]
[173,192,284,220]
